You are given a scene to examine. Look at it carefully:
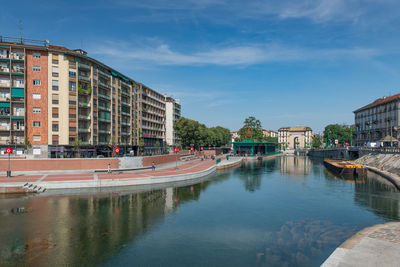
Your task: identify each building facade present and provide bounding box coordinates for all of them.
[0,37,177,157]
[278,126,312,150]
[262,129,277,138]
[165,97,181,148]
[353,94,400,146]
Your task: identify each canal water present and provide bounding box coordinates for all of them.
[1,156,400,266]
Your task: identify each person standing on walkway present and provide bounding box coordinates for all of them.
[107,163,111,173]
[152,162,156,171]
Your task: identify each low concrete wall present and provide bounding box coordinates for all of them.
[308,148,351,159]
[0,158,118,172]
[119,157,143,169]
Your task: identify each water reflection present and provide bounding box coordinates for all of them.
[280,156,312,177]
[0,181,212,266]
[354,173,400,220]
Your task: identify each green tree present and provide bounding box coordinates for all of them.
[264,136,278,143]
[312,135,322,148]
[155,140,160,155]
[23,137,32,153]
[323,124,354,147]
[108,136,116,157]
[238,116,264,142]
[72,138,82,158]
[174,117,231,149]
[138,129,145,155]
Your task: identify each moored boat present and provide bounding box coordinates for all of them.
[323,159,367,178]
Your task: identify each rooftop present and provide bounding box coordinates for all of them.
[353,93,400,113]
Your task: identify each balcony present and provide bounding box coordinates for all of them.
[12,97,24,103]
[0,125,10,131]
[98,69,110,79]
[98,80,111,90]
[78,102,91,108]
[98,129,111,134]
[78,74,90,83]
[121,90,130,96]
[121,100,130,106]
[13,126,25,131]
[98,93,111,101]
[78,128,90,133]
[78,114,90,120]
[98,118,111,123]
[78,63,91,71]
[12,81,24,88]
[98,105,111,111]
[121,121,130,126]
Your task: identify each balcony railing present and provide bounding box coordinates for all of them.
[98,129,111,134]
[98,80,111,89]
[78,102,91,108]
[78,128,90,133]
[98,69,110,79]
[98,93,111,101]
[78,63,91,70]
[78,114,90,120]
[78,75,90,83]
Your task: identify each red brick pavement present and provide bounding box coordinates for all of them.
[0,160,216,184]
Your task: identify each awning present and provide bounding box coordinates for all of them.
[11,88,24,97]
[0,102,10,107]
[379,135,399,142]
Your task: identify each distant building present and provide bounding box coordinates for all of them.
[262,129,277,138]
[353,93,400,146]
[165,97,181,148]
[278,127,312,150]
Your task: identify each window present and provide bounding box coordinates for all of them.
[32,65,41,72]
[69,127,76,132]
[33,136,41,142]
[52,80,59,91]
[69,71,76,78]
[32,93,41,99]
[32,79,41,86]
[52,66,59,77]
[33,52,41,59]
[52,107,59,118]
[33,121,41,127]
[52,94,59,105]
[52,59,59,64]
[32,107,41,113]
[52,123,59,132]
[69,81,76,91]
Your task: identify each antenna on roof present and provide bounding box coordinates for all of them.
[18,20,23,40]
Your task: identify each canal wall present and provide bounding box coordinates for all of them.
[216,157,243,170]
[355,153,400,189]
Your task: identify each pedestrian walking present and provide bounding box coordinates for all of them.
[107,163,111,173]
[152,162,156,171]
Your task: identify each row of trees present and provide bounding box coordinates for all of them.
[312,124,354,148]
[174,117,231,149]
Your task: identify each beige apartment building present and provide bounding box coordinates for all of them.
[165,97,181,148]
[354,93,400,147]
[0,36,177,157]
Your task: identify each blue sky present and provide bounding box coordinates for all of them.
[2,0,400,133]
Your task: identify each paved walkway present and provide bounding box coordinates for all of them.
[322,222,400,267]
[0,159,216,186]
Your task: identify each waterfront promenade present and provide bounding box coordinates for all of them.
[322,222,400,266]
[0,157,244,193]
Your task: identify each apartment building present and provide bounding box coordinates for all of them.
[262,129,277,138]
[353,93,400,146]
[138,84,166,154]
[165,97,181,148]
[0,36,173,157]
[278,126,312,150]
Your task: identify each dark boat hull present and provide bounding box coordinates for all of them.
[323,160,367,178]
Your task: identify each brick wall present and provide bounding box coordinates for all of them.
[26,49,48,145]
[0,158,118,171]
[142,154,180,167]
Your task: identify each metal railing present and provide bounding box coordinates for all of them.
[0,36,49,47]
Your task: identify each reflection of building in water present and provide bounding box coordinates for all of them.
[279,156,312,177]
[0,182,211,266]
[354,174,400,220]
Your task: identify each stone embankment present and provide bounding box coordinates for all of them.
[322,222,400,266]
[355,153,400,190]
[216,157,243,170]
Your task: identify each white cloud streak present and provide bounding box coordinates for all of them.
[91,42,378,66]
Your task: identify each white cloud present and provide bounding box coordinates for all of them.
[91,41,379,67]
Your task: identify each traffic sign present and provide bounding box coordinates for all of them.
[5,148,12,154]
[174,148,180,153]
[190,147,194,151]
[200,147,203,151]
[208,146,211,150]
[213,146,216,150]
[114,148,120,154]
